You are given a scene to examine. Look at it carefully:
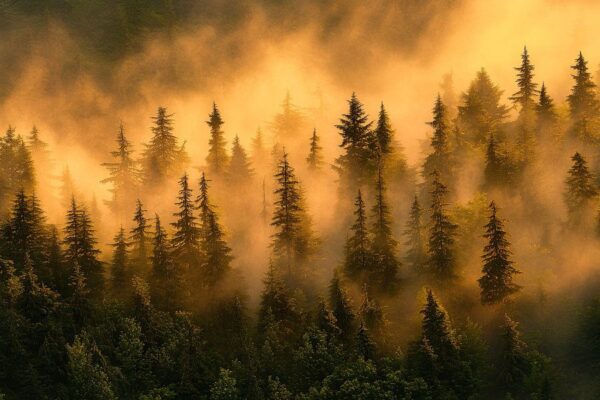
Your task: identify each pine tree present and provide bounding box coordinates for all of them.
[479,201,521,305]
[370,165,399,290]
[343,190,372,281]
[228,135,253,186]
[360,285,384,334]
[271,92,306,145]
[111,227,131,297]
[46,225,66,292]
[536,83,558,128]
[427,171,458,283]
[142,107,185,185]
[315,297,341,337]
[329,272,355,342]
[510,47,538,110]
[27,126,54,199]
[564,152,597,218]
[151,215,179,310]
[567,52,600,143]
[206,103,229,176]
[499,314,531,394]
[258,261,298,332]
[404,196,427,275]
[306,129,324,171]
[335,93,376,188]
[198,174,233,285]
[18,255,60,324]
[171,173,201,271]
[68,262,91,327]
[63,197,103,294]
[484,133,514,188]
[356,322,376,360]
[129,200,150,272]
[60,165,77,209]
[421,290,457,356]
[458,69,509,146]
[101,124,139,215]
[423,95,452,181]
[271,152,315,280]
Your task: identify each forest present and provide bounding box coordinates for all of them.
[1,1,600,400]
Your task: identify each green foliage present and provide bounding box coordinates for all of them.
[206,103,230,176]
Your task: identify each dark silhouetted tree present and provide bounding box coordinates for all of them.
[151,215,180,310]
[343,190,372,281]
[171,173,201,272]
[129,200,150,273]
[564,152,597,222]
[306,129,324,171]
[567,52,600,143]
[404,195,427,275]
[110,226,131,298]
[329,272,355,342]
[478,201,521,305]
[423,95,453,181]
[206,103,229,176]
[228,135,253,186]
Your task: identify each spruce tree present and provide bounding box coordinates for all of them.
[129,200,150,272]
[329,272,355,342]
[101,124,139,215]
[271,152,315,279]
[478,201,521,305]
[63,197,103,294]
[499,314,531,395]
[228,135,253,186]
[258,261,298,332]
[359,285,384,334]
[423,95,452,181]
[171,173,201,271]
[564,152,597,219]
[335,93,375,188]
[510,47,538,110]
[111,227,131,298]
[343,190,372,281]
[306,129,324,171]
[141,107,185,185]
[484,133,514,188]
[272,92,306,144]
[356,322,376,360]
[537,83,558,129]
[315,297,341,337]
[206,103,229,176]
[198,174,233,285]
[374,103,393,156]
[404,195,426,275]
[370,165,399,290]
[151,215,179,310]
[427,171,458,283]
[567,52,600,143]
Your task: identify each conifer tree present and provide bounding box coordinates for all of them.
[198,174,233,285]
[499,315,531,394]
[404,196,427,275]
[537,83,558,129]
[111,227,131,297]
[18,255,60,324]
[142,107,185,185]
[356,322,376,360]
[567,52,600,143]
[306,129,324,171]
[484,133,514,188]
[271,92,307,144]
[251,127,269,174]
[315,297,341,337]
[46,225,65,292]
[343,190,372,281]
[60,165,77,209]
[427,171,458,283]
[228,135,253,186]
[258,261,298,332]
[63,197,103,294]
[206,103,229,176]
[423,95,452,181]
[171,173,201,271]
[271,152,315,279]
[479,202,521,305]
[151,215,179,310]
[27,126,54,198]
[129,200,150,272]
[458,69,509,146]
[68,262,91,327]
[370,165,399,289]
[360,285,384,334]
[510,47,538,110]
[335,93,375,187]
[374,103,393,156]
[101,124,139,215]
[564,152,597,219]
[329,272,355,342]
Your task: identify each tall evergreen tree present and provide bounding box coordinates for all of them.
[60,165,77,209]
[129,199,150,273]
[369,165,399,290]
[359,285,384,335]
[427,171,458,283]
[564,152,597,219]
[423,95,452,181]
[484,133,514,188]
[537,83,558,128]
[478,201,521,305]
[567,52,600,143]
[335,93,375,188]
[110,227,131,298]
[306,129,324,171]
[171,173,201,271]
[258,261,298,332]
[101,124,139,215]
[271,92,307,145]
[251,127,269,174]
[198,173,233,285]
[63,197,103,294]
[228,135,253,186]
[206,103,229,176]
[374,103,393,156]
[343,190,372,281]
[142,107,186,185]
[0,128,35,210]
[510,47,538,110]
[151,215,179,310]
[329,272,355,342]
[404,196,427,275]
[356,322,376,360]
[498,315,531,395]
[271,152,315,280]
